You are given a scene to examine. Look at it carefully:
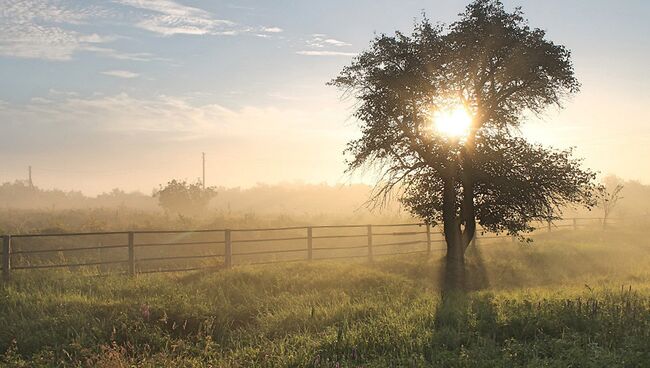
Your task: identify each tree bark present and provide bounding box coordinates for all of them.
[442,177,466,291]
[460,152,476,251]
[441,146,477,291]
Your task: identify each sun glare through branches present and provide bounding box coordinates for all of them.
[430,105,472,140]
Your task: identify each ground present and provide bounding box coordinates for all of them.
[1,229,650,367]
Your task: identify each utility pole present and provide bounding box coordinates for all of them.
[202,152,205,189]
[28,166,33,188]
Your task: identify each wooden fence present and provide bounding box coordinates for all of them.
[0,217,631,280]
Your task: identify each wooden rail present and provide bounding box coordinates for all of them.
[0,216,637,280]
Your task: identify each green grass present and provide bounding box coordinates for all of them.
[2,229,650,367]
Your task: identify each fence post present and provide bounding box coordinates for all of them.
[573,218,577,231]
[367,225,373,262]
[547,218,552,232]
[225,229,232,269]
[128,232,135,276]
[2,235,10,281]
[307,227,313,261]
[426,224,432,255]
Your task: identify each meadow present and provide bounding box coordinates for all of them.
[1,226,649,367]
[3,0,648,367]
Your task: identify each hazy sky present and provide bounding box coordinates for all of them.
[0,0,648,195]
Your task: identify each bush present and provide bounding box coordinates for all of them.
[153,179,217,217]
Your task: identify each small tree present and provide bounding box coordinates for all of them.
[154,179,217,217]
[331,0,599,289]
[599,183,623,229]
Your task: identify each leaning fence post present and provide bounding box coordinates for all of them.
[127,232,135,276]
[307,227,313,261]
[225,229,232,269]
[2,235,10,281]
[426,224,432,255]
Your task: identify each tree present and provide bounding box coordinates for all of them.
[153,179,217,217]
[330,0,599,289]
[598,181,623,229]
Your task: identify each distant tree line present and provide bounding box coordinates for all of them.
[1,176,646,220]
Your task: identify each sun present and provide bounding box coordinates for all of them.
[431,106,472,139]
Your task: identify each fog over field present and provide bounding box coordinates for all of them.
[1,175,648,221]
[1,0,649,366]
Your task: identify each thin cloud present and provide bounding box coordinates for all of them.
[0,23,81,61]
[296,50,356,57]
[323,38,350,47]
[0,0,127,61]
[135,16,233,36]
[0,0,283,62]
[0,92,348,143]
[2,0,92,24]
[0,25,128,62]
[297,34,354,57]
[117,0,236,36]
[306,34,351,48]
[82,46,159,62]
[261,27,283,33]
[101,70,140,78]
[0,92,225,138]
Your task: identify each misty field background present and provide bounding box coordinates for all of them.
[1,181,650,366]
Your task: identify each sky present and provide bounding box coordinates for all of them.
[0,0,648,195]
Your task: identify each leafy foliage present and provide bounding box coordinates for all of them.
[403,135,598,235]
[153,179,217,217]
[331,0,598,245]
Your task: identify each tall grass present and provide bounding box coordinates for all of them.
[1,229,649,367]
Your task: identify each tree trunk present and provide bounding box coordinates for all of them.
[442,177,466,290]
[441,146,477,291]
[444,235,466,291]
[460,166,476,251]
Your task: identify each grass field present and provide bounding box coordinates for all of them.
[1,229,650,367]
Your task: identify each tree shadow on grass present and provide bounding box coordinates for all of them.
[432,246,496,354]
[368,240,491,294]
[464,240,491,291]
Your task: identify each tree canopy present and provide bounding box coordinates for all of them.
[331,0,599,275]
[154,179,217,217]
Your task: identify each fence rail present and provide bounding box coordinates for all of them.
[0,216,640,280]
